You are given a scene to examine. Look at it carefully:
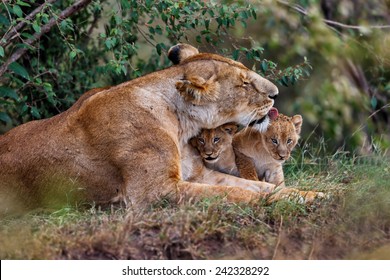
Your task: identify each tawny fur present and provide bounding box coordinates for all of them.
[0,44,281,214]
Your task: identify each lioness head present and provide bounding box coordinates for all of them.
[190,123,238,163]
[263,114,303,162]
[168,44,278,133]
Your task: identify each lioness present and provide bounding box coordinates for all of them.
[0,43,282,213]
[233,114,303,187]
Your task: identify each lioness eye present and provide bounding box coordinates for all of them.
[271,138,278,145]
[213,137,220,143]
[242,81,250,87]
[198,138,205,145]
[287,139,292,144]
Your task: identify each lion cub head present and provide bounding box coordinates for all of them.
[190,123,238,163]
[263,114,302,162]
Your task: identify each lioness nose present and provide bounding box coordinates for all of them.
[267,83,279,99]
[268,88,278,99]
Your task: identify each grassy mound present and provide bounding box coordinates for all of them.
[1,151,389,259]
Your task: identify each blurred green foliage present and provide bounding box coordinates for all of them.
[0,0,389,154]
[251,0,389,153]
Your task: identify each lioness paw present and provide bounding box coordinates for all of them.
[267,188,326,205]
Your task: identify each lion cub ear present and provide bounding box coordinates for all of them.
[189,137,198,148]
[221,123,238,135]
[291,115,303,135]
[168,44,199,65]
[176,75,220,105]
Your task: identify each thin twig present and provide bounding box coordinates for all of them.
[136,25,156,48]
[351,104,390,137]
[1,0,57,48]
[277,0,390,30]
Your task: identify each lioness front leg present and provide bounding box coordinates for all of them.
[176,181,268,204]
[192,167,276,194]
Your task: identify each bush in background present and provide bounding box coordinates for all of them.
[0,0,388,154]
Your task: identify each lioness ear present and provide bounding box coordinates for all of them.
[176,75,220,105]
[291,115,303,135]
[221,123,238,135]
[168,43,199,65]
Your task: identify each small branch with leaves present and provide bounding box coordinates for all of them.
[0,0,93,79]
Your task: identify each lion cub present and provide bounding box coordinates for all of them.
[233,114,303,187]
[190,123,240,176]
[190,116,325,204]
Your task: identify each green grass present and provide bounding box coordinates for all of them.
[0,151,389,259]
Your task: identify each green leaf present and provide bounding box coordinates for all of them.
[232,49,239,61]
[21,32,35,40]
[105,38,113,49]
[21,104,28,114]
[0,14,10,25]
[16,1,31,7]
[0,46,4,57]
[13,5,23,17]
[239,11,248,19]
[30,106,41,118]
[251,9,257,19]
[204,19,210,30]
[0,86,19,100]
[161,13,168,23]
[290,76,297,85]
[155,25,162,35]
[9,62,29,80]
[156,43,163,55]
[281,76,289,87]
[261,61,268,72]
[69,51,77,59]
[32,22,41,33]
[121,0,131,9]
[0,112,12,124]
[370,97,377,109]
[121,65,127,76]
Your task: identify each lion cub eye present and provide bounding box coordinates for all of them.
[213,137,221,144]
[198,138,205,145]
[271,138,278,145]
[287,139,293,144]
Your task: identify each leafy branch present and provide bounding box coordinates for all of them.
[0,0,93,79]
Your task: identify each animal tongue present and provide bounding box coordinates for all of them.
[268,107,278,121]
